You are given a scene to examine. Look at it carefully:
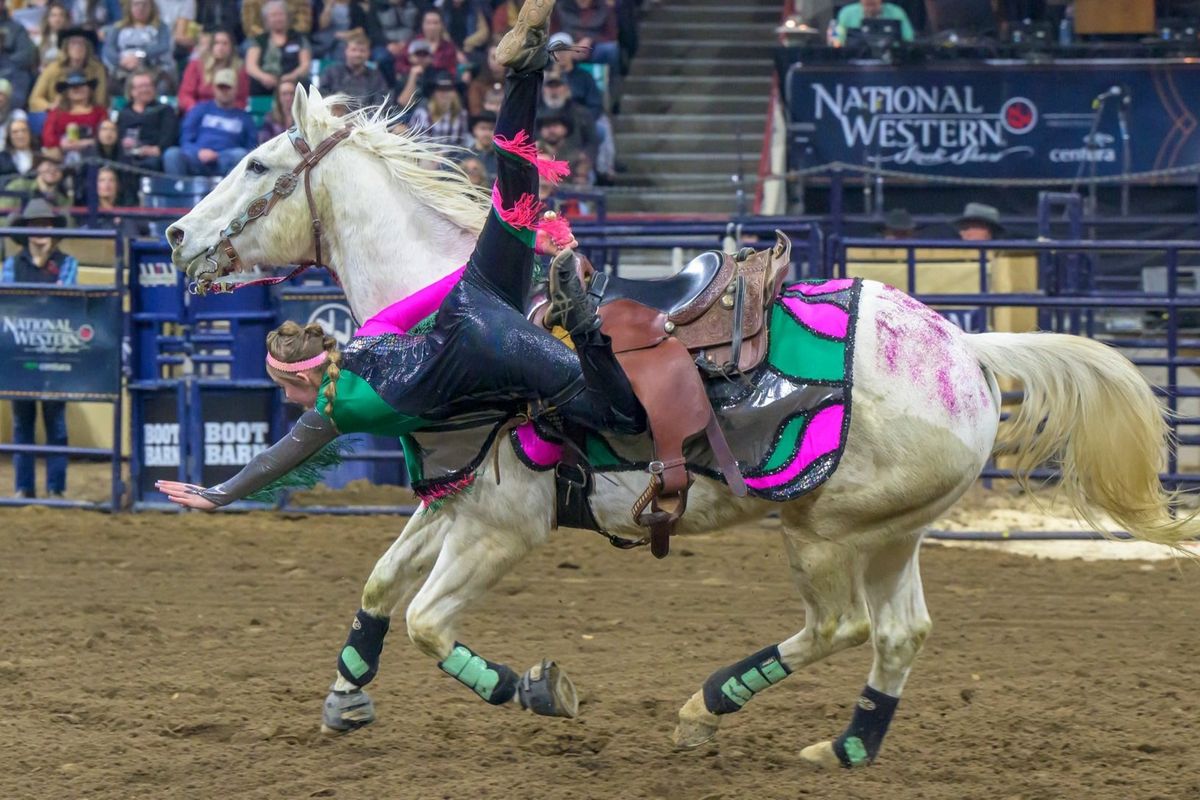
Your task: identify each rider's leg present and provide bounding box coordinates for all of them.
[453,1,641,434]
[461,5,547,310]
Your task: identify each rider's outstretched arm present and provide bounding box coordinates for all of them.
[158,410,339,508]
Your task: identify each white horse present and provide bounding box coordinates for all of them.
[166,89,1196,766]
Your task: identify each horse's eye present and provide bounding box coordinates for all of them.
[247,159,269,175]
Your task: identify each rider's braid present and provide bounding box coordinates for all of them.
[266,321,342,417]
[320,330,342,418]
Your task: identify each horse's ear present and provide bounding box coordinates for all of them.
[292,84,313,140]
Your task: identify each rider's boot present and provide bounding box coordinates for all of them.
[547,247,602,337]
[495,0,556,72]
[547,249,644,433]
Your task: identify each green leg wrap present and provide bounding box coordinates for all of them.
[439,641,519,705]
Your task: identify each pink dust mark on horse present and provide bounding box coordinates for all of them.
[875,286,984,419]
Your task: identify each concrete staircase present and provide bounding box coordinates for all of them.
[609,0,780,215]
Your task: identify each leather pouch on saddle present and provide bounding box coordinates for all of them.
[545,231,794,558]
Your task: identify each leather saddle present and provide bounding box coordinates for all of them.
[540,231,794,557]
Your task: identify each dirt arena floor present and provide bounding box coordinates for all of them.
[2,487,1199,800]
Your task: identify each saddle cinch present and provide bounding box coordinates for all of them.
[555,231,794,558]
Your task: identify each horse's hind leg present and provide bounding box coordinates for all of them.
[322,509,453,733]
[674,534,871,749]
[800,531,931,769]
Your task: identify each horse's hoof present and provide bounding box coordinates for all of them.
[517,660,579,718]
[799,741,843,770]
[321,686,376,734]
[673,691,720,749]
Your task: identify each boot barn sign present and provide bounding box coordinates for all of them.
[781,59,1200,180]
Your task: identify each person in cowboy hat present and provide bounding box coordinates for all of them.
[536,109,575,160]
[29,26,108,113]
[42,69,106,163]
[408,70,469,147]
[881,207,916,240]
[954,202,1004,242]
[1,197,78,500]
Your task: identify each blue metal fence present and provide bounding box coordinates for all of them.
[0,227,126,510]
[827,235,1200,485]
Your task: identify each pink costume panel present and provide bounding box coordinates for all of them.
[355,266,466,337]
[744,404,845,490]
[780,296,850,339]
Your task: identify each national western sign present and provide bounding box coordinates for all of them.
[782,59,1200,180]
[0,287,121,400]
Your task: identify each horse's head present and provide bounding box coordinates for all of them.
[166,86,348,293]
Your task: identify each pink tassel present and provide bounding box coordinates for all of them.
[494,129,571,185]
[492,184,544,230]
[416,474,476,505]
[535,155,571,184]
[535,214,575,253]
[493,129,540,161]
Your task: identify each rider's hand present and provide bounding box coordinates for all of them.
[155,480,219,511]
[536,231,579,257]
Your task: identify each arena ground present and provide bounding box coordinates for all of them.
[2,494,1197,800]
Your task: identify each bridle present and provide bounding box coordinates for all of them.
[190,124,353,294]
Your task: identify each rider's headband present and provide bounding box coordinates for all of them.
[266,352,328,373]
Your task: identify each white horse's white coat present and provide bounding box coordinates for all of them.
[167,89,1197,759]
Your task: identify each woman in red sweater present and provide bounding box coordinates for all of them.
[42,71,108,165]
[177,29,250,114]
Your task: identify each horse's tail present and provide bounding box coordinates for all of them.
[965,331,1199,548]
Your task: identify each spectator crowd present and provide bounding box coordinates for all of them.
[0,0,642,228]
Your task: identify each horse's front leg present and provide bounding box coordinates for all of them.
[321,507,454,733]
[404,469,577,718]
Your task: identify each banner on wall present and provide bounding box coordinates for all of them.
[781,59,1200,180]
[0,286,122,400]
[136,387,276,497]
[199,389,275,485]
[278,288,356,345]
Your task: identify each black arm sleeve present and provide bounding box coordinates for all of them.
[198,410,338,506]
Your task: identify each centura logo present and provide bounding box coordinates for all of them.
[811,84,1037,167]
[308,302,355,347]
[1050,132,1117,163]
[2,316,94,354]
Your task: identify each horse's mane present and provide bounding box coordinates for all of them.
[306,90,489,237]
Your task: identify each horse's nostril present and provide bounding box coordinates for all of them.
[167,226,185,247]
